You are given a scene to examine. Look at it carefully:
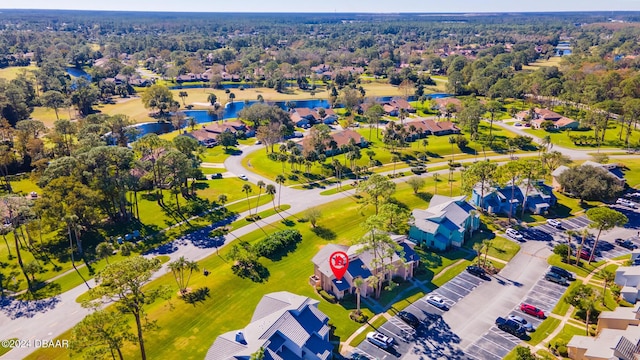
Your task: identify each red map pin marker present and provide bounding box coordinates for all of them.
[329,251,349,281]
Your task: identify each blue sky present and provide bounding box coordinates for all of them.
[2,0,640,12]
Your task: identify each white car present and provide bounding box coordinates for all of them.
[425,294,447,309]
[506,228,524,240]
[366,332,393,349]
[508,315,535,332]
[546,219,562,228]
[238,174,248,180]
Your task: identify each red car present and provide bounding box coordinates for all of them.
[579,249,594,261]
[520,303,545,319]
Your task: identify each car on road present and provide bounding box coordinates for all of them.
[425,294,448,310]
[495,317,526,338]
[549,266,575,281]
[514,122,522,127]
[397,311,420,328]
[466,265,486,278]
[507,315,535,332]
[617,198,638,208]
[615,238,637,250]
[505,228,524,240]
[366,331,394,349]
[545,271,568,285]
[209,173,223,179]
[238,174,248,180]
[546,219,562,228]
[520,303,545,318]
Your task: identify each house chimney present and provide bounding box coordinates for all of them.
[235,331,247,344]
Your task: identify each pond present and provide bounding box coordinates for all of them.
[128,93,452,139]
[65,67,92,81]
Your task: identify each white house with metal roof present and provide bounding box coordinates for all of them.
[205,291,332,360]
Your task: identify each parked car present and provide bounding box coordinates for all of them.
[351,353,370,360]
[615,238,638,250]
[545,272,568,285]
[549,266,575,281]
[366,332,394,349]
[505,228,524,241]
[546,219,562,228]
[514,122,522,127]
[466,265,486,278]
[209,173,223,179]
[425,294,447,310]
[520,303,545,318]
[507,315,535,332]
[238,174,248,180]
[579,248,594,261]
[495,317,526,338]
[397,311,420,328]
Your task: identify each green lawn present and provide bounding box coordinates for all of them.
[548,254,606,279]
[549,323,585,348]
[552,281,582,316]
[465,235,521,262]
[526,317,561,346]
[432,259,473,287]
[25,180,472,360]
[522,123,637,150]
[0,64,37,81]
[0,338,18,356]
[242,121,529,185]
[347,315,389,347]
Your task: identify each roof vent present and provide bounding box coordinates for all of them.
[235,331,247,345]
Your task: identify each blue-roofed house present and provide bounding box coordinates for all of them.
[310,236,419,300]
[206,291,332,360]
[471,180,556,216]
[409,195,480,251]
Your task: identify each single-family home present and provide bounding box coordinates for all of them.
[432,97,462,115]
[184,129,218,147]
[301,129,367,156]
[567,304,640,360]
[205,291,333,360]
[551,161,626,191]
[471,180,556,216]
[310,235,419,300]
[290,108,338,128]
[404,118,461,138]
[409,195,481,251]
[382,98,415,116]
[615,266,640,304]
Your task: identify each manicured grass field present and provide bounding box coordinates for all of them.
[522,122,636,150]
[526,317,561,346]
[0,65,37,81]
[548,323,585,348]
[24,181,466,360]
[521,57,562,71]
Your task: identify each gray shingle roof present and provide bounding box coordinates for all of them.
[412,195,473,234]
[311,244,349,277]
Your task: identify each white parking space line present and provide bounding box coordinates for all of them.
[452,276,479,288]
[438,284,467,299]
[445,280,472,295]
[483,331,520,351]
[387,317,413,332]
[466,342,504,360]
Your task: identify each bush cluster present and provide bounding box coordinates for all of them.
[253,229,302,258]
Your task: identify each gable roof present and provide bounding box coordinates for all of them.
[206,292,329,360]
[412,195,474,234]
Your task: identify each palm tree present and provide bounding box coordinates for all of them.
[265,184,277,211]
[448,136,456,163]
[433,173,439,194]
[207,93,217,106]
[540,135,552,159]
[353,277,364,314]
[565,230,576,264]
[421,138,429,151]
[96,242,114,264]
[254,180,265,215]
[178,91,188,106]
[242,184,252,216]
[483,240,492,266]
[168,256,199,295]
[473,242,484,266]
[577,229,589,266]
[391,155,400,177]
[598,269,615,306]
[217,194,228,206]
[188,117,197,132]
[275,175,286,208]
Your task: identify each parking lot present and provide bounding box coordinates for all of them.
[522,215,591,242]
[464,269,569,360]
[353,271,488,359]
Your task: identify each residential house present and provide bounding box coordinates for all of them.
[185,129,218,147]
[382,98,415,116]
[432,97,462,116]
[301,129,367,156]
[567,304,640,360]
[290,108,338,128]
[205,291,333,360]
[471,180,556,216]
[551,161,626,191]
[310,236,419,300]
[409,195,481,251]
[615,266,640,303]
[404,118,461,138]
[185,121,254,145]
[517,108,579,130]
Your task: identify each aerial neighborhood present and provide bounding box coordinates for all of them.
[1,7,640,360]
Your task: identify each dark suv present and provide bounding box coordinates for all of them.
[466,265,486,278]
[549,266,575,281]
[496,317,526,338]
[397,311,420,328]
[615,238,637,250]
